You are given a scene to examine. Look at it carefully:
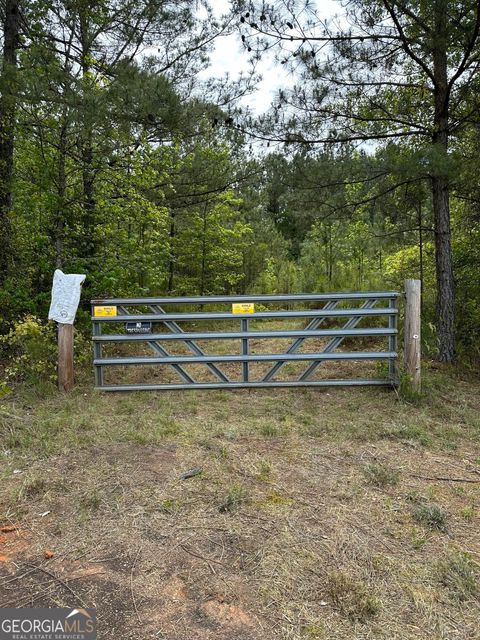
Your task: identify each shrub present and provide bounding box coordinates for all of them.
[412,502,448,532]
[362,462,400,487]
[219,484,248,513]
[0,316,57,386]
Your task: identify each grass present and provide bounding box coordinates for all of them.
[80,490,102,512]
[362,462,400,487]
[218,483,248,513]
[259,422,283,437]
[326,571,381,621]
[437,553,479,602]
[256,458,272,480]
[461,504,475,520]
[20,476,47,499]
[2,366,479,461]
[412,502,449,532]
[1,365,480,639]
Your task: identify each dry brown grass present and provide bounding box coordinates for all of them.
[0,363,480,639]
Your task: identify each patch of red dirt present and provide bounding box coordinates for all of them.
[0,529,32,569]
[162,574,189,603]
[203,599,254,629]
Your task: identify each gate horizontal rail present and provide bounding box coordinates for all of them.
[97,380,393,392]
[91,291,399,391]
[91,292,397,305]
[93,328,396,342]
[91,308,396,323]
[95,351,397,366]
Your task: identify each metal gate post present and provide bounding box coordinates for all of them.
[92,319,104,388]
[241,318,249,382]
[388,296,397,383]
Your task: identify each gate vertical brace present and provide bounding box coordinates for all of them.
[388,296,397,384]
[241,318,249,382]
[93,319,104,388]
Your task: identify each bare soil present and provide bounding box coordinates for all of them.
[1,368,480,639]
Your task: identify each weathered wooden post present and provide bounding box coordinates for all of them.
[404,279,421,390]
[48,269,86,392]
[58,324,74,391]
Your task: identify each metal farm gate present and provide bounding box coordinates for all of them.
[91,292,399,391]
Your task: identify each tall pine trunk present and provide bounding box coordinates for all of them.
[0,0,19,284]
[431,168,455,362]
[431,3,455,362]
[79,9,96,262]
[54,114,68,269]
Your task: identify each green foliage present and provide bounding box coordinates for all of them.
[327,571,381,621]
[452,212,480,361]
[174,189,252,294]
[1,0,480,386]
[219,484,248,513]
[299,217,384,292]
[253,256,300,294]
[437,553,478,602]
[0,316,57,386]
[396,368,424,403]
[412,502,448,532]
[362,462,400,487]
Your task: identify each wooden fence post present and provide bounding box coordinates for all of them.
[58,323,74,391]
[404,279,421,390]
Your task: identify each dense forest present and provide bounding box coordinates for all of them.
[1,0,480,382]
[2,5,480,638]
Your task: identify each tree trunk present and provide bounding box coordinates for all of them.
[431,2,455,362]
[81,144,95,255]
[55,115,68,269]
[328,225,333,283]
[0,0,19,284]
[431,171,455,361]
[79,9,96,261]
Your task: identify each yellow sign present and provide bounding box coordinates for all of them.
[232,302,255,314]
[94,305,117,317]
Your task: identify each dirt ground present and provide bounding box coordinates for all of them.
[1,368,480,639]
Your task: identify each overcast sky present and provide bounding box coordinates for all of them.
[201,0,340,114]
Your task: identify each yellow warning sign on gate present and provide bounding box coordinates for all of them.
[232,302,255,314]
[93,305,117,317]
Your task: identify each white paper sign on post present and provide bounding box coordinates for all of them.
[48,269,86,325]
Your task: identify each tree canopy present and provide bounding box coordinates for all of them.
[1,0,480,365]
